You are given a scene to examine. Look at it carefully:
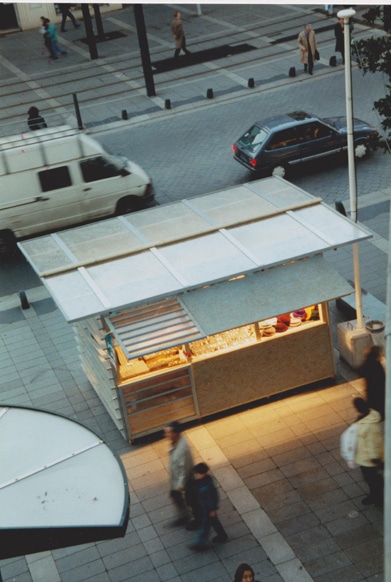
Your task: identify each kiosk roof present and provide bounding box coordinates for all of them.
[18,177,371,323]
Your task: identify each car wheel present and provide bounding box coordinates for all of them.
[354,140,368,159]
[271,165,287,178]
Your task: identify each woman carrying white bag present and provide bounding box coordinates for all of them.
[341,397,384,507]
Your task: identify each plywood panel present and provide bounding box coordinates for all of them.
[192,323,335,417]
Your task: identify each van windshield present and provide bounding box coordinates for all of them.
[238,125,269,152]
[81,155,128,183]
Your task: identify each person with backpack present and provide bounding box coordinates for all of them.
[188,462,227,551]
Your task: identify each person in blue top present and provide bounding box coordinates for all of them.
[45,19,67,59]
[188,462,228,551]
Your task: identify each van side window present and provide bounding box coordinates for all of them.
[80,156,122,183]
[38,166,72,192]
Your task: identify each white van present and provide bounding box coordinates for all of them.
[0,126,154,255]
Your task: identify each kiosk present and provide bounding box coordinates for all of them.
[19,177,372,441]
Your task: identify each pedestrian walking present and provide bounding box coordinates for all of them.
[324,4,334,16]
[45,19,67,59]
[234,563,260,582]
[27,106,47,131]
[59,4,80,32]
[298,24,318,75]
[359,345,386,420]
[334,17,345,64]
[164,421,201,528]
[352,397,384,507]
[40,16,55,59]
[188,462,228,552]
[171,11,190,58]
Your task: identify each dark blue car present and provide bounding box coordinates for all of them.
[232,110,378,177]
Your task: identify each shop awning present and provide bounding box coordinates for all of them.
[104,255,353,358]
[18,177,371,324]
[0,406,129,559]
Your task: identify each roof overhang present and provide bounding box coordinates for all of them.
[18,177,371,323]
[0,406,130,559]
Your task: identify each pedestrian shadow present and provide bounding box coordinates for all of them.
[152,43,256,74]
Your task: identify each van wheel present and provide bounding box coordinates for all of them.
[271,164,287,178]
[0,230,16,258]
[116,196,140,215]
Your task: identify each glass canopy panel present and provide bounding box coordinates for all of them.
[44,271,108,321]
[123,202,212,244]
[293,205,373,246]
[87,252,184,306]
[157,232,258,287]
[247,177,315,207]
[58,219,146,261]
[187,185,278,224]
[17,236,75,273]
[229,214,325,266]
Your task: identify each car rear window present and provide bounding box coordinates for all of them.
[238,125,269,152]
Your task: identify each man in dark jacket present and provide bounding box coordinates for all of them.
[59,4,80,32]
[27,106,47,130]
[188,462,228,551]
[334,18,345,64]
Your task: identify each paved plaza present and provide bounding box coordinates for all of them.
[0,4,388,581]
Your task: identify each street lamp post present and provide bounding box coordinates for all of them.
[338,10,389,578]
[338,8,364,330]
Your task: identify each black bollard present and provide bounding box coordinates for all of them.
[248,78,255,88]
[19,291,29,310]
[206,88,213,99]
[289,67,296,78]
[165,99,171,110]
[121,109,128,120]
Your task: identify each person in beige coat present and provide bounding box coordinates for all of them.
[164,420,201,528]
[353,397,384,507]
[298,24,317,75]
[171,11,190,58]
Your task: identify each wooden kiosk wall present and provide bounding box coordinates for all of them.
[192,319,334,417]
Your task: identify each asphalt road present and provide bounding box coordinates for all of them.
[1,66,389,297]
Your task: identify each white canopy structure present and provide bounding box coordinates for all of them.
[18,177,371,326]
[0,406,129,559]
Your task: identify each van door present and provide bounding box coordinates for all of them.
[78,155,127,220]
[35,165,83,231]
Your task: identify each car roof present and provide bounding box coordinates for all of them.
[254,111,317,131]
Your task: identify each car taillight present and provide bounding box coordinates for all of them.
[250,158,257,168]
[231,144,237,152]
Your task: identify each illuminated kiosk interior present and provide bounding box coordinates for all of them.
[18,177,372,442]
[0,406,129,559]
